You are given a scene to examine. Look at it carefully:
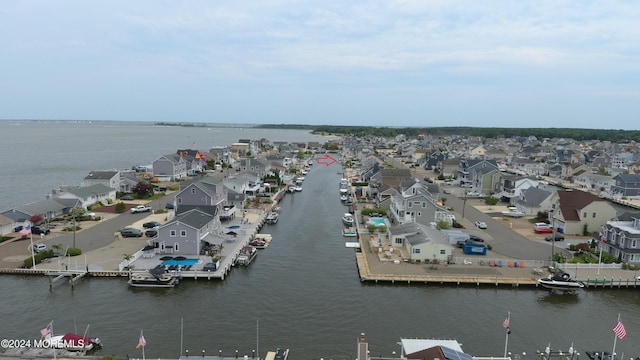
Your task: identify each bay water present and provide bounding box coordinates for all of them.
[1,121,640,359]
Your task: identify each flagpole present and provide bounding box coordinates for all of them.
[180,317,184,358]
[503,312,511,358]
[597,233,604,275]
[612,314,620,360]
[30,231,36,270]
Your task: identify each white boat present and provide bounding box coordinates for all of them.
[128,271,177,288]
[501,206,526,217]
[537,273,584,291]
[342,213,355,227]
[266,212,279,224]
[48,333,102,352]
[294,185,303,192]
[342,227,357,237]
[235,246,257,266]
[340,194,348,202]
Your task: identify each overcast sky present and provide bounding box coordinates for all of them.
[1,1,638,129]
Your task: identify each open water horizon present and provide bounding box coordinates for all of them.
[1,121,640,359]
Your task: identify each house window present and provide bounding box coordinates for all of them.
[440,250,446,255]
[175,243,179,252]
[422,202,426,208]
[583,212,587,219]
[633,240,637,248]
[413,248,420,254]
[180,230,187,237]
[395,238,403,245]
[191,188,196,194]
[170,230,176,237]
[408,202,412,208]
[417,212,421,217]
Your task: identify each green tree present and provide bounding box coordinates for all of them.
[484,196,499,206]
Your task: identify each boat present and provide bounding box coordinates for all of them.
[340,194,348,202]
[235,246,257,266]
[128,270,177,288]
[537,272,584,291]
[342,213,355,227]
[342,227,357,237]
[501,206,526,217]
[48,333,102,352]
[266,212,279,224]
[294,185,303,192]
[250,234,272,249]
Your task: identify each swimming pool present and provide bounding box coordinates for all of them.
[368,217,387,227]
[163,259,199,266]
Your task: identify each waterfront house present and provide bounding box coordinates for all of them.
[149,208,219,255]
[602,212,640,265]
[548,189,617,235]
[0,214,13,236]
[152,154,188,181]
[52,183,116,209]
[176,178,227,212]
[81,171,120,190]
[388,181,447,226]
[610,174,640,198]
[400,339,466,360]
[388,222,452,263]
[1,197,82,225]
[374,184,397,211]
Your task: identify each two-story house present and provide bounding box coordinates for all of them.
[81,171,120,190]
[149,208,220,256]
[601,213,640,264]
[388,181,448,226]
[457,159,499,187]
[610,174,640,198]
[548,189,617,235]
[153,154,188,181]
[499,175,541,204]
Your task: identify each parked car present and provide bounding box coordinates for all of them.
[32,243,47,252]
[120,195,134,201]
[534,223,553,234]
[145,229,158,237]
[31,226,51,235]
[468,234,485,242]
[120,228,143,237]
[14,225,23,232]
[443,189,451,194]
[474,221,487,229]
[165,203,175,210]
[545,234,565,242]
[143,221,161,229]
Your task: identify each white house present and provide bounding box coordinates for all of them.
[389,222,453,263]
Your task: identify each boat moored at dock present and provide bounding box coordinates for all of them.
[235,246,258,266]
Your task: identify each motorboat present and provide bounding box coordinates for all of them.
[537,272,584,291]
[250,234,272,249]
[501,206,526,217]
[340,194,348,202]
[235,246,257,266]
[342,213,355,227]
[266,212,279,224]
[48,333,102,352]
[342,227,357,237]
[128,271,177,288]
[294,185,303,192]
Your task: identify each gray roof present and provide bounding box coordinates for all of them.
[170,208,215,229]
[65,184,116,198]
[516,187,552,208]
[84,171,118,180]
[176,205,218,217]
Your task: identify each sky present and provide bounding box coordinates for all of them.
[0,1,639,129]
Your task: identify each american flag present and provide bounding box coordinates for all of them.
[613,320,627,340]
[40,322,52,338]
[136,330,147,349]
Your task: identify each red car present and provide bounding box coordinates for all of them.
[534,225,553,234]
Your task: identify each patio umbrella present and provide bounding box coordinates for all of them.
[226,231,238,236]
[159,256,173,261]
[227,225,240,229]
